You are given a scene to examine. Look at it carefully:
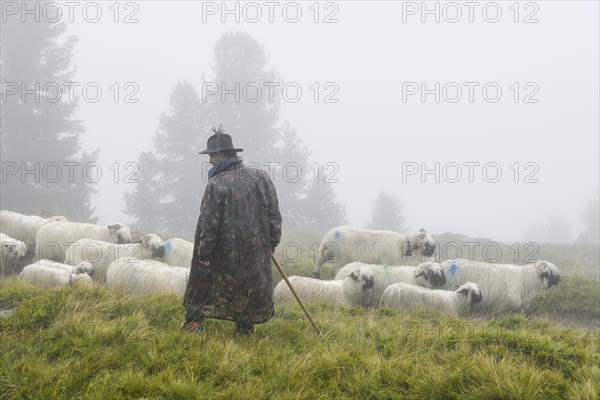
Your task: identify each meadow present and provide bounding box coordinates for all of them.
[1,232,598,399]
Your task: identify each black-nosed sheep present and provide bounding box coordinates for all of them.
[274,266,375,308]
[64,234,164,282]
[334,261,446,307]
[20,260,93,288]
[313,226,436,279]
[418,259,559,313]
[381,281,482,317]
[35,221,132,263]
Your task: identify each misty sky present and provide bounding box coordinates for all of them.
[49,1,599,243]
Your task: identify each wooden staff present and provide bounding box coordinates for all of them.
[271,254,321,336]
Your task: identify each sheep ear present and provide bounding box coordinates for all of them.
[456,287,469,295]
[348,269,360,281]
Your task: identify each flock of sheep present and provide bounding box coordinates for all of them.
[1,210,561,318]
[0,210,193,297]
[274,226,561,317]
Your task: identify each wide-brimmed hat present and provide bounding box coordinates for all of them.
[198,124,243,154]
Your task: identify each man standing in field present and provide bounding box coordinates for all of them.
[182,125,282,335]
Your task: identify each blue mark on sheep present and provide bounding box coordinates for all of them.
[449,262,458,276]
[164,240,172,252]
[333,231,342,241]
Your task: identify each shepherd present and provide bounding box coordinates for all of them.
[182,124,283,335]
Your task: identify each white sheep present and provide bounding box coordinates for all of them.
[380,281,483,317]
[19,261,93,288]
[35,221,132,263]
[313,226,436,278]
[64,234,164,282]
[105,257,189,297]
[273,266,375,308]
[160,238,194,267]
[0,232,27,276]
[334,261,446,307]
[37,259,95,277]
[418,259,560,313]
[0,210,68,261]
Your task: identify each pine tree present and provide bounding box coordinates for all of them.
[1,3,98,221]
[124,81,205,236]
[206,32,315,230]
[208,32,280,165]
[125,32,342,236]
[123,151,164,233]
[366,191,406,233]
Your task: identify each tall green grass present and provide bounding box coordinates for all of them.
[1,276,599,400]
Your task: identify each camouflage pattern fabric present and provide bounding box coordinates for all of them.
[184,159,282,324]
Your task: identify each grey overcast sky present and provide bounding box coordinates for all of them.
[60,1,598,242]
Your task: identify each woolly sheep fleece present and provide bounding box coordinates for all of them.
[36,221,133,263]
[422,259,560,313]
[65,234,164,282]
[274,266,375,307]
[380,281,483,317]
[106,257,190,297]
[20,262,93,288]
[313,226,436,277]
[334,261,446,308]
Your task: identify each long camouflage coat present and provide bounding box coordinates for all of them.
[183,159,282,324]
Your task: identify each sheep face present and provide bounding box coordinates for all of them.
[1,240,26,263]
[417,229,436,257]
[139,234,164,257]
[75,261,95,277]
[455,282,483,305]
[534,260,560,288]
[347,268,375,291]
[405,229,436,257]
[108,224,132,244]
[415,261,446,288]
[69,273,93,286]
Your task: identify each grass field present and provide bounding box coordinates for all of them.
[1,231,598,399]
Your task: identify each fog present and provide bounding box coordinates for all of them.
[5,1,600,243]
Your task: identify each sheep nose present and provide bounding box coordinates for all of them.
[362,276,374,290]
[431,271,446,287]
[424,244,435,257]
[154,245,165,258]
